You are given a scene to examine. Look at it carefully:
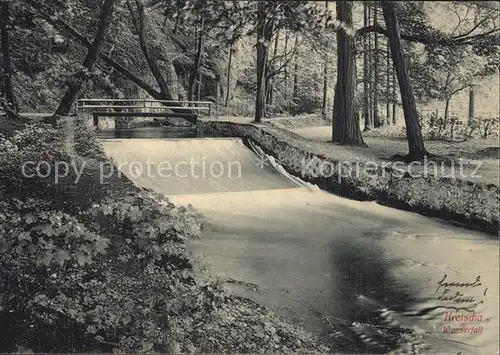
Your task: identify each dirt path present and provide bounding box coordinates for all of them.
[287,125,500,186]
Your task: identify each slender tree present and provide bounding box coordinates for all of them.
[386,38,391,124]
[126,0,186,110]
[54,0,116,116]
[267,30,280,106]
[468,86,475,126]
[225,39,233,107]
[292,33,299,100]
[321,0,329,119]
[362,2,370,131]
[372,4,381,127]
[188,12,205,102]
[333,0,366,147]
[367,5,373,127]
[382,1,428,160]
[254,1,274,123]
[0,0,17,118]
[283,29,289,101]
[392,68,396,124]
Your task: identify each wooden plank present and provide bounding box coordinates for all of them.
[78,99,213,105]
[79,105,209,111]
[80,105,152,109]
[92,111,197,117]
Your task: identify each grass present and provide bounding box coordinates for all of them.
[288,125,500,186]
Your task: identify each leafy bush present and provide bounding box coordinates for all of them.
[477,116,499,139]
[0,116,25,137]
[282,94,321,116]
[0,191,205,353]
[85,191,204,269]
[73,120,106,160]
[421,113,461,140]
[421,113,500,141]
[0,197,110,352]
[219,97,255,117]
[0,123,69,186]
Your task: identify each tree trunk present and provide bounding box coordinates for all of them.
[127,0,176,102]
[225,42,233,107]
[40,12,166,101]
[293,33,299,100]
[392,68,396,124]
[255,41,266,122]
[54,0,116,116]
[372,4,381,127]
[197,71,202,101]
[363,2,370,131]
[268,30,280,106]
[322,60,328,118]
[321,0,329,119]
[444,98,450,120]
[265,59,271,104]
[188,13,205,102]
[0,0,17,118]
[367,5,373,127]
[468,87,475,126]
[386,39,391,124]
[333,0,367,147]
[382,1,428,161]
[254,3,273,123]
[283,29,289,101]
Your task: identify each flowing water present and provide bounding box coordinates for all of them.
[102,137,499,354]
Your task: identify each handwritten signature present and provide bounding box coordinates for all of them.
[435,274,488,307]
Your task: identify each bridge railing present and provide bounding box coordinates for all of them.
[75,99,213,116]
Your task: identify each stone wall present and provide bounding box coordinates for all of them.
[198,120,499,235]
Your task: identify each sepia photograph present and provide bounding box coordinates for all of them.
[0,0,499,354]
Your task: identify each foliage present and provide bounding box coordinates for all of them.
[0,190,205,352]
[420,112,499,141]
[421,113,463,140]
[85,191,204,268]
[423,46,488,102]
[0,123,69,186]
[476,116,500,139]
[0,197,110,352]
[282,93,322,116]
[73,120,106,160]
[0,116,332,353]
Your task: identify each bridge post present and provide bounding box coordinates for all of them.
[93,113,99,128]
[215,74,220,118]
[73,101,79,116]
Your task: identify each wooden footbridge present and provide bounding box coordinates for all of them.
[75,99,214,128]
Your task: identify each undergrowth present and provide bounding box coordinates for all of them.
[73,120,106,160]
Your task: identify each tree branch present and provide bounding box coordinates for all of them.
[267,42,300,79]
[37,10,162,99]
[451,84,471,96]
[126,0,175,100]
[452,15,495,40]
[356,24,500,46]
